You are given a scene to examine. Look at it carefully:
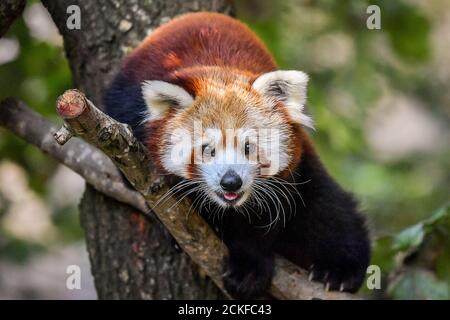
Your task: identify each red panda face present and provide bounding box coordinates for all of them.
[142,69,312,208]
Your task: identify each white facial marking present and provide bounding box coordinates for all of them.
[200,145,255,208]
[161,127,192,177]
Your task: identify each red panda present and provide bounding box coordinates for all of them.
[105,12,370,299]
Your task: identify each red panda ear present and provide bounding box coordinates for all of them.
[252,70,314,129]
[141,80,194,121]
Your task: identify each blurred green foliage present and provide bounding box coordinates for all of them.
[0,0,448,299]
[371,203,450,299]
[0,12,70,190]
[0,5,76,264]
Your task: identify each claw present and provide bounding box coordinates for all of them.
[325,282,330,291]
[221,269,231,278]
[340,283,345,292]
[308,271,314,282]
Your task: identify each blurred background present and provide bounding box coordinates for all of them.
[0,0,449,299]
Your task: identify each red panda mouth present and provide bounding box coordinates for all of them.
[224,192,239,201]
[216,191,242,203]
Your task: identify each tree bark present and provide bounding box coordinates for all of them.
[41,0,233,299]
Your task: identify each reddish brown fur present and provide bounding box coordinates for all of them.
[122,12,277,85]
[146,110,177,172]
[187,150,197,179]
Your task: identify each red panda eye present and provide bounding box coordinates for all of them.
[245,141,255,156]
[202,144,215,157]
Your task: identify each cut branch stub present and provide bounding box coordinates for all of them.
[56,90,154,192]
[54,123,74,145]
[56,89,87,118]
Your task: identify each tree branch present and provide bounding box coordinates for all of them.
[0,97,149,214]
[0,94,357,300]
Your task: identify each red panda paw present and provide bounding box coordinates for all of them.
[223,255,274,299]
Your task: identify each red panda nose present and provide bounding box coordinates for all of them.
[220,170,243,192]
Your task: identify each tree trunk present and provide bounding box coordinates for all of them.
[80,185,222,299]
[41,0,234,299]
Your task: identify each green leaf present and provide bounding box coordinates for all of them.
[392,223,425,252]
[392,203,449,252]
[424,203,450,227]
[388,269,450,300]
